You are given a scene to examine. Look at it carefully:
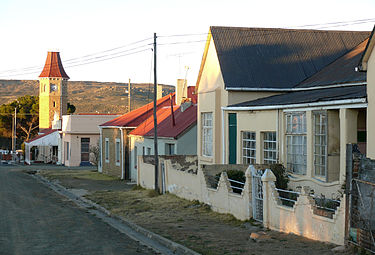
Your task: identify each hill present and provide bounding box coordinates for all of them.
[0,80,175,114]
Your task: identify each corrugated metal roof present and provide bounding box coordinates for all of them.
[130,104,197,139]
[39,52,70,79]
[296,39,368,88]
[100,93,175,127]
[210,26,370,90]
[229,85,366,108]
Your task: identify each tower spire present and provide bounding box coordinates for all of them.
[39,52,69,79]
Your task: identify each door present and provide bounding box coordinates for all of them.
[81,138,90,163]
[228,113,237,164]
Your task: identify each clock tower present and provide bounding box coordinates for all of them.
[38,52,70,130]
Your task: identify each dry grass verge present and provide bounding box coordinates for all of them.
[86,188,337,255]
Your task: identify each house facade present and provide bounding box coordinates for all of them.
[99,93,175,180]
[196,26,370,196]
[60,114,119,166]
[129,101,197,181]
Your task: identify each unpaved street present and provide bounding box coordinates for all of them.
[0,165,155,255]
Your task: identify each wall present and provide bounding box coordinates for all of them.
[62,133,99,167]
[367,47,375,159]
[262,169,346,245]
[138,156,254,221]
[101,127,122,178]
[176,125,197,155]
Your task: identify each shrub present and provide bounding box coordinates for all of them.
[269,164,289,190]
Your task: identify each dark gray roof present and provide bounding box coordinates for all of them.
[229,85,366,108]
[296,39,368,88]
[211,26,370,90]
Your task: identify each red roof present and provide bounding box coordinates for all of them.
[100,93,175,127]
[39,52,70,79]
[25,129,58,143]
[130,104,197,139]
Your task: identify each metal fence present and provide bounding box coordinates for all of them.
[350,178,375,253]
[275,188,300,207]
[227,178,245,193]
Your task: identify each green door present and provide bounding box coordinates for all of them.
[228,113,237,164]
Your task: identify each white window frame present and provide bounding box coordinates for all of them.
[285,112,307,175]
[105,138,109,163]
[202,112,213,157]
[115,138,120,166]
[263,132,277,164]
[313,111,327,178]
[242,131,256,164]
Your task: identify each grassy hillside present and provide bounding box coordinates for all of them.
[0,80,175,114]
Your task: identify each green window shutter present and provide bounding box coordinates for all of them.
[228,113,237,164]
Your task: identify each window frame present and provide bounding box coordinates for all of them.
[242,131,256,164]
[313,111,327,178]
[263,132,277,164]
[285,112,307,175]
[115,138,121,166]
[105,138,109,163]
[201,112,213,157]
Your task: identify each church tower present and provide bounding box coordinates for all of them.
[38,52,70,130]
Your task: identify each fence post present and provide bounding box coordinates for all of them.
[345,144,353,241]
[261,169,276,228]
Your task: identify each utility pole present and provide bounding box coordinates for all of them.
[128,78,131,113]
[12,107,16,162]
[153,33,159,193]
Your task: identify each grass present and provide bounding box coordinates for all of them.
[39,170,119,181]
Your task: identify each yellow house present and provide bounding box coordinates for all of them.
[196,26,371,196]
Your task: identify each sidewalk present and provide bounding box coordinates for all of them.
[35,169,352,255]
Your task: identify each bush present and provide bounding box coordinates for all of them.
[269,164,289,190]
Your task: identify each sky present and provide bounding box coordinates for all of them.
[0,0,375,87]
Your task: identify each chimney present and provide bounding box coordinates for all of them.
[157,84,163,100]
[176,79,187,105]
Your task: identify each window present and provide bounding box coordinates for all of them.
[142,146,145,155]
[286,112,307,175]
[105,138,109,163]
[202,112,213,157]
[313,112,327,177]
[115,139,120,165]
[263,132,277,164]
[242,131,256,164]
[165,143,175,155]
[147,147,151,155]
[81,138,90,162]
[134,146,138,169]
[65,142,70,161]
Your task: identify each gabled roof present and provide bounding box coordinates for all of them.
[358,25,375,71]
[296,39,368,88]
[100,93,175,128]
[25,129,58,144]
[39,52,70,79]
[206,26,370,90]
[129,104,197,139]
[228,85,366,109]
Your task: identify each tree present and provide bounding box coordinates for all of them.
[67,103,76,114]
[0,95,39,143]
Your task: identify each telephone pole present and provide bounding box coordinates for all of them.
[153,33,159,193]
[128,78,131,113]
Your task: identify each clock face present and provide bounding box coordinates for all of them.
[50,84,57,92]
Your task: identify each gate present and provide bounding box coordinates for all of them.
[252,167,264,222]
[350,178,375,252]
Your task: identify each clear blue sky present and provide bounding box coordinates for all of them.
[0,0,374,87]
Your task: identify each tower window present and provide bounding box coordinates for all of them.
[53,101,56,107]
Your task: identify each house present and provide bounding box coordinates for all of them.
[128,89,197,181]
[196,26,371,196]
[358,26,375,160]
[98,91,176,180]
[60,114,119,166]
